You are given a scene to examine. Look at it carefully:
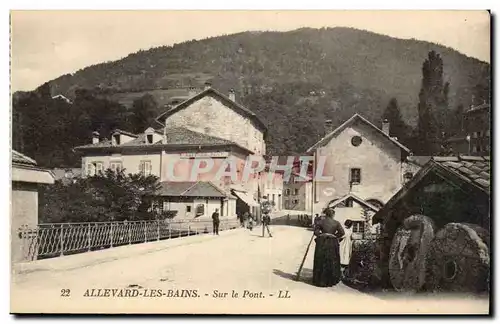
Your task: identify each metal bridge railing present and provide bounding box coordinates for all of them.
[17,218,240,261]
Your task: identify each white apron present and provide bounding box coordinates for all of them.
[340,228,353,266]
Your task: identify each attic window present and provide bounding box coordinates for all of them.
[351,136,362,147]
[147,134,153,144]
[345,198,353,207]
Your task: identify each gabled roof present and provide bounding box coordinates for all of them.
[12,150,37,166]
[157,181,227,198]
[372,155,490,224]
[75,127,247,152]
[155,87,267,132]
[12,150,55,184]
[406,156,432,167]
[328,193,380,212]
[112,129,139,138]
[306,113,410,153]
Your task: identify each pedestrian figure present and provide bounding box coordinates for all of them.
[340,220,354,279]
[212,208,220,235]
[262,213,272,237]
[312,208,345,287]
[243,211,249,229]
[247,213,253,231]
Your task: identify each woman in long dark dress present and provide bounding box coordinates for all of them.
[312,208,345,287]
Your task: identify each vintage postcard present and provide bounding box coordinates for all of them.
[10,10,491,315]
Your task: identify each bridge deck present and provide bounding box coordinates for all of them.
[11,226,488,314]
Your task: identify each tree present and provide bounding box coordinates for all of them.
[382,98,410,145]
[39,169,162,223]
[417,51,450,155]
[130,94,158,134]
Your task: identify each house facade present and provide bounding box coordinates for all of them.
[11,150,55,263]
[283,172,313,213]
[306,114,411,228]
[76,84,282,221]
[445,102,491,156]
[326,193,380,239]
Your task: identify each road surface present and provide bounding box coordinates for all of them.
[11,225,489,314]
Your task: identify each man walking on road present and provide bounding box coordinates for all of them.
[212,208,220,235]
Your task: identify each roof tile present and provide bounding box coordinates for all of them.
[468,165,483,174]
[434,156,490,194]
[442,161,463,169]
[479,171,491,180]
[474,178,490,189]
[433,156,459,162]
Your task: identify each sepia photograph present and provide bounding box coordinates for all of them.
[9,9,491,315]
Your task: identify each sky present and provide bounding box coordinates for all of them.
[10,10,491,92]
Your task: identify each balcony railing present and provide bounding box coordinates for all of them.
[17,218,240,262]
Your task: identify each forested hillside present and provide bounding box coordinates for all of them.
[13,27,490,166]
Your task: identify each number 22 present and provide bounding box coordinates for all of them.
[60,289,70,297]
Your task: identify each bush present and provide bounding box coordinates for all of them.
[344,239,381,289]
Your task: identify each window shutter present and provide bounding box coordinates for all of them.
[139,162,144,174]
[147,162,152,175]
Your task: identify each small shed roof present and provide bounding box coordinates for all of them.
[372,155,490,224]
[157,181,228,198]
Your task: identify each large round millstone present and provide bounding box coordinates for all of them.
[425,223,490,293]
[388,214,436,292]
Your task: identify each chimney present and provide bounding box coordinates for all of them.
[188,86,197,97]
[324,119,333,136]
[92,131,100,144]
[382,119,390,135]
[228,88,236,101]
[162,127,168,144]
[204,82,212,90]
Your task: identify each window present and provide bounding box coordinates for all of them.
[147,134,153,144]
[351,136,362,147]
[284,200,289,209]
[163,201,169,211]
[139,160,152,176]
[404,172,413,180]
[285,189,290,196]
[195,204,205,216]
[352,221,365,233]
[186,206,192,213]
[350,168,361,184]
[87,163,94,176]
[293,199,299,205]
[345,199,353,207]
[110,161,123,172]
[95,162,104,175]
[294,188,299,195]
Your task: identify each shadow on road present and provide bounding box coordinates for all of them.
[273,268,314,286]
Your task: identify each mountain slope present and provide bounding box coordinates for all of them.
[38,27,491,155]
